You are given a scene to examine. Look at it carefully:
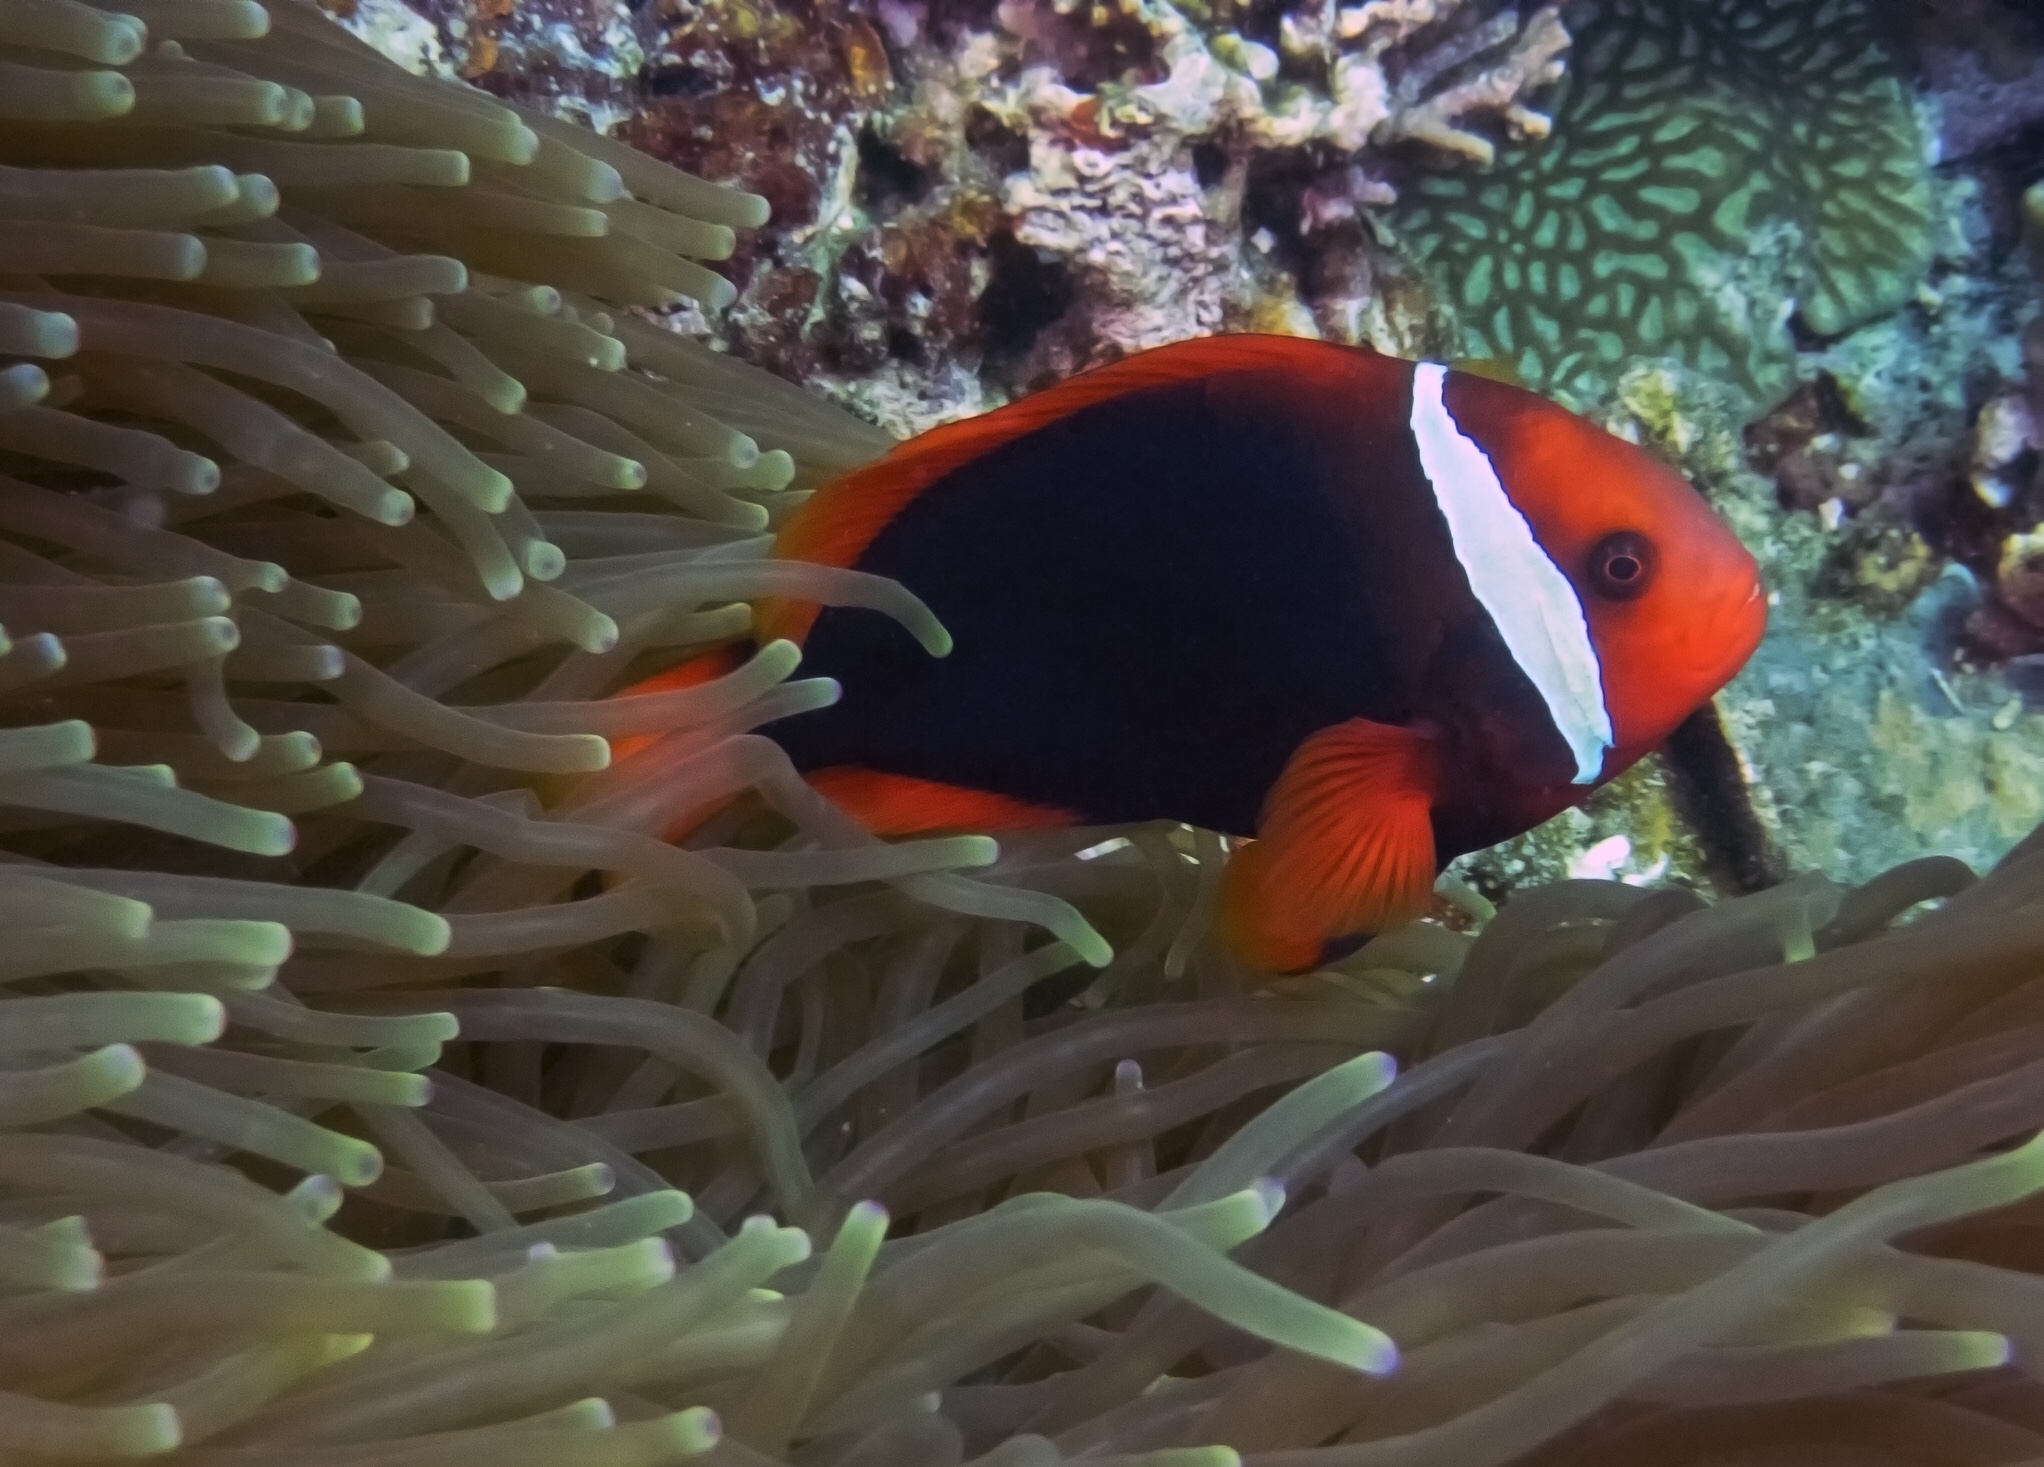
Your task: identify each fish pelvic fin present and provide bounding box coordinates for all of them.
[1219,718,1440,974]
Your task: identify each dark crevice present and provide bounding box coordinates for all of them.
[1662,702,1785,895]
[1230,0,1289,48]
[638,62,718,98]
[855,127,930,216]
[1917,462,2011,593]
[1022,964,1099,1019]
[926,0,1002,45]
[1063,12,1161,85]
[886,326,925,363]
[964,105,1030,176]
[976,231,1072,361]
[1240,146,1318,272]
[1786,310,1842,353]
[1975,116,2044,190]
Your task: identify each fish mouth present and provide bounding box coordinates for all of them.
[1707,573,1769,683]
[1668,567,1767,706]
[1737,574,1768,640]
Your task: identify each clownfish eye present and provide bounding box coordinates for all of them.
[1587,531,1655,601]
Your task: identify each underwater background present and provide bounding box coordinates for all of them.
[343,0,2044,898]
[5,0,2044,1462]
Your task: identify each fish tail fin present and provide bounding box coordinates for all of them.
[1218,718,1440,974]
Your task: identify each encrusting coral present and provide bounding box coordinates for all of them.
[578,0,1574,414]
[989,0,1571,360]
[1285,0,1571,165]
[1963,180,2044,665]
[1393,0,1936,409]
[6,1,2044,1464]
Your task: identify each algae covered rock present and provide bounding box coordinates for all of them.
[1393,0,1935,410]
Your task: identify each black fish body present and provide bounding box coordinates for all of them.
[639,335,1764,970]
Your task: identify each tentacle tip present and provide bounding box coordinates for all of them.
[411,914,455,958]
[1250,1175,1286,1220]
[190,996,228,1043]
[526,545,567,581]
[337,1145,385,1188]
[253,816,298,857]
[678,1405,723,1450]
[485,570,525,602]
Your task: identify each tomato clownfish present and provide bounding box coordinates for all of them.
[631,335,1766,972]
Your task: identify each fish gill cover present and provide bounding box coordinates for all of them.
[1394,0,1937,409]
[4,0,2044,1465]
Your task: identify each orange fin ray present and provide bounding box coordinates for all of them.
[1219,718,1440,974]
[608,645,749,765]
[808,767,1076,837]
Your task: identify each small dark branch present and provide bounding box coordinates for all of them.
[1662,701,1785,894]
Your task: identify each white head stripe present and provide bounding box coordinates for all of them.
[1408,362,1613,784]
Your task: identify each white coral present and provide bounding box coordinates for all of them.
[1340,0,1459,52]
[333,0,453,78]
[1974,388,2039,509]
[1325,52,1392,152]
[1005,132,1235,356]
[976,0,1569,360]
[998,0,1567,169]
[1377,3,1569,164]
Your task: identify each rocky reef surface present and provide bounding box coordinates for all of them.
[330,0,2044,901]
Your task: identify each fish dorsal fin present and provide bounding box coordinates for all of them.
[1218,718,1440,974]
[762,334,1364,646]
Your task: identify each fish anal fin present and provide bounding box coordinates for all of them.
[608,645,748,764]
[762,335,1374,646]
[1219,718,1440,974]
[810,766,1076,836]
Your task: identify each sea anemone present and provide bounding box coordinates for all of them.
[4,3,2044,1463]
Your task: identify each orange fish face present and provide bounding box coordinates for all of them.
[1440,369,1767,784]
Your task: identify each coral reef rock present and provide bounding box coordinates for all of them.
[1394,0,1935,411]
[1715,226,2037,885]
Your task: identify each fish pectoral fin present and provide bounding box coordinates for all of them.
[1218,718,1440,974]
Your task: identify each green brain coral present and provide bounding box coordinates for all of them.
[1393,0,1934,410]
